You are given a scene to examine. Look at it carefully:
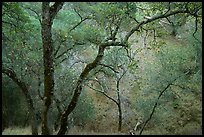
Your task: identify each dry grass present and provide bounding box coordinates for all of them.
[2,124,201,135]
[2,126,32,135]
[2,126,127,135]
[65,125,126,135]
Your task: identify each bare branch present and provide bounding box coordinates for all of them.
[55,47,73,60]
[55,57,69,67]
[69,17,90,33]
[86,84,119,105]
[68,8,91,33]
[117,66,127,82]
[54,44,61,57]
[139,80,174,135]
[163,2,171,15]
[125,3,139,23]
[70,60,86,69]
[55,41,86,60]
[26,7,42,25]
[99,63,119,73]
[73,7,82,20]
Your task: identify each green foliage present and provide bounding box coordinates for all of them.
[2,77,29,127]
[54,68,79,103]
[2,2,202,135]
[135,96,156,121]
[132,11,202,132]
[72,89,95,127]
[53,8,79,30]
[71,24,104,44]
[3,2,30,26]
[90,2,136,34]
[104,47,129,68]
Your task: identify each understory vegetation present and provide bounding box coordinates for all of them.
[2,2,202,135]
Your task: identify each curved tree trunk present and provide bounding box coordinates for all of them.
[2,68,38,135]
[57,45,106,135]
[57,41,126,135]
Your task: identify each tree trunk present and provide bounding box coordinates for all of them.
[116,66,126,132]
[41,2,54,135]
[2,68,38,135]
[116,79,122,132]
[41,2,64,135]
[57,45,106,135]
[57,41,126,135]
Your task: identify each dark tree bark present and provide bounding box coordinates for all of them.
[57,44,106,135]
[41,2,64,135]
[86,64,126,132]
[2,68,38,135]
[116,67,127,132]
[116,79,122,132]
[57,41,126,135]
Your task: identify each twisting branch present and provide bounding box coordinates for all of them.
[123,8,192,43]
[86,77,117,105]
[73,7,82,20]
[192,15,201,43]
[58,32,137,135]
[124,47,132,62]
[55,42,85,60]
[53,37,70,59]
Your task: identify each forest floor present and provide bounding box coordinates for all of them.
[0,127,165,135]
[2,126,127,135]
[2,125,202,135]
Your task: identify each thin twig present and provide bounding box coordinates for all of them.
[99,63,119,73]
[86,84,119,105]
